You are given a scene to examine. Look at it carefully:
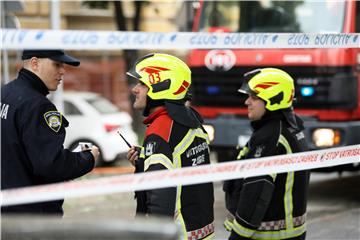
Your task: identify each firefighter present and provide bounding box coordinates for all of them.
[1,50,99,214]
[126,53,215,240]
[223,68,310,239]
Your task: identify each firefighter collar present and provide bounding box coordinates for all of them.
[143,107,167,125]
[143,103,201,129]
[165,101,201,128]
[44,111,62,132]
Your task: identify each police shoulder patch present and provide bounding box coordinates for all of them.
[44,111,62,132]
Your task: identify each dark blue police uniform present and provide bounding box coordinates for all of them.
[1,68,95,214]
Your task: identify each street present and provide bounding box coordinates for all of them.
[64,167,360,240]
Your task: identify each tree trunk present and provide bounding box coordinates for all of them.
[113,1,144,140]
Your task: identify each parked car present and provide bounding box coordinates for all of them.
[62,91,138,166]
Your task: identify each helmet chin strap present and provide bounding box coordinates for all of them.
[143,96,164,117]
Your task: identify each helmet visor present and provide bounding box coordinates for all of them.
[238,69,261,96]
[126,68,141,80]
[126,53,155,80]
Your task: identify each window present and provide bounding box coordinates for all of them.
[199,0,346,33]
[64,101,82,116]
[86,96,119,114]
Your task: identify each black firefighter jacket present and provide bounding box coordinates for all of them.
[135,107,215,240]
[224,111,310,240]
[1,68,94,214]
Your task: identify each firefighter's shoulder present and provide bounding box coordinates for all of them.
[145,113,173,143]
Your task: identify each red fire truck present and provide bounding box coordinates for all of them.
[185,1,360,171]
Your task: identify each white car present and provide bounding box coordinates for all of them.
[62,91,138,165]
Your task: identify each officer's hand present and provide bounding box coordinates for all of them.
[90,145,100,162]
[127,146,140,166]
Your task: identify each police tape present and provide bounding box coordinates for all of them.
[1,144,360,207]
[1,29,359,50]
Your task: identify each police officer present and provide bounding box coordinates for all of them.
[223,68,310,239]
[126,53,215,240]
[1,49,100,215]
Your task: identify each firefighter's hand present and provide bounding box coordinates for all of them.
[127,146,140,166]
[90,145,100,162]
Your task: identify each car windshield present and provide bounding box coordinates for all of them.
[199,0,345,33]
[86,96,120,114]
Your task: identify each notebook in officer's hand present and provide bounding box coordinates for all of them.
[72,142,93,152]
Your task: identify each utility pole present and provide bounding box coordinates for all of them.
[50,0,64,112]
[1,1,10,84]
[1,1,24,84]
